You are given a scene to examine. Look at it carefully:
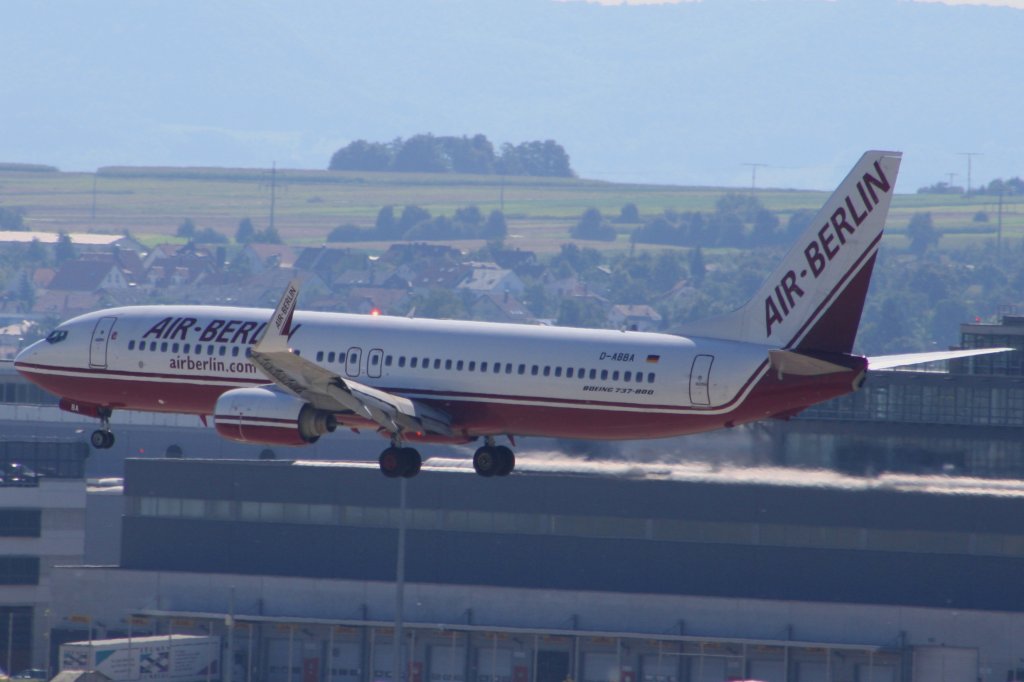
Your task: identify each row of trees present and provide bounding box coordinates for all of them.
[176,218,282,245]
[328,205,508,243]
[917,176,1024,196]
[328,134,574,177]
[573,193,804,248]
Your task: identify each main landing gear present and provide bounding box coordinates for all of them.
[472,437,515,477]
[378,436,422,479]
[90,407,115,450]
[376,435,517,478]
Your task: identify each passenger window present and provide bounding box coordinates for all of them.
[566,368,574,378]
[317,351,324,361]
[612,370,620,381]
[184,343,190,354]
[446,359,453,370]
[385,355,393,367]
[457,360,464,371]
[207,344,215,355]
[411,357,419,369]
[172,343,180,353]
[494,363,502,374]
[398,357,406,367]
[161,342,168,352]
[232,346,239,357]
[555,367,562,377]
[128,340,135,350]
[469,361,476,372]
[422,357,429,368]
[543,366,550,377]
[636,373,643,383]
[531,365,539,376]
[624,371,632,381]
[328,352,336,363]
[245,348,253,358]
[518,364,525,375]
[600,370,608,380]
[219,346,226,356]
[589,369,596,380]
[433,359,441,369]
[648,372,656,383]
[349,352,357,364]
[481,362,488,372]
[505,363,512,374]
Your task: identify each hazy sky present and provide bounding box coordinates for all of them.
[3,0,1023,191]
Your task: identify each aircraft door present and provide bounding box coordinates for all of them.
[367,348,383,378]
[89,316,118,368]
[345,347,362,377]
[689,354,713,406]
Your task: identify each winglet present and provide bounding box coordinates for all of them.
[254,279,301,353]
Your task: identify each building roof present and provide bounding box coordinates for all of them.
[0,231,143,250]
[47,260,125,292]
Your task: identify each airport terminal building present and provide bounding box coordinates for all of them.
[48,457,1024,682]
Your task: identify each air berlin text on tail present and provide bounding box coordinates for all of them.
[765,160,892,338]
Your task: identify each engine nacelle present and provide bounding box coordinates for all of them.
[214,387,337,446]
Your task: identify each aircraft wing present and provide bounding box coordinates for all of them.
[250,280,453,437]
[867,347,1014,370]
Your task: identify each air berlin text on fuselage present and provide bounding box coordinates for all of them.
[142,317,302,344]
[764,160,891,338]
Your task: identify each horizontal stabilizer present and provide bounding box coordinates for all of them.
[868,347,1014,370]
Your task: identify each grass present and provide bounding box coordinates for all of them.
[1,165,1021,255]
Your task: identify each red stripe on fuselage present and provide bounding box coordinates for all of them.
[15,361,858,440]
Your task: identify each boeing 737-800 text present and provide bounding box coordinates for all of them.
[13,151,1009,478]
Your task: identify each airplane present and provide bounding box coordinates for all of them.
[13,150,1011,478]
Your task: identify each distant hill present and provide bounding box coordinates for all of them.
[2,0,1023,191]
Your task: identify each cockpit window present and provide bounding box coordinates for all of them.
[45,329,68,344]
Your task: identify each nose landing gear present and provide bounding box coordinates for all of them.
[90,407,116,450]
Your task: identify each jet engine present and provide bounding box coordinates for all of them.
[214,386,337,446]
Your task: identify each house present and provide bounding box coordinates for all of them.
[346,287,412,315]
[379,243,462,265]
[237,243,297,273]
[456,263,524,296]
[607,303,663,332]
[31,290,105,318]
[0,230,145,255]
[469,292,535,325]
[293,246,371,286]
[46,259,131,292]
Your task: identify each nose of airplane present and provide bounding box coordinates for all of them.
[14,338,45,375]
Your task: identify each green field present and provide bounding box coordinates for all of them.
[1,165,1021,254]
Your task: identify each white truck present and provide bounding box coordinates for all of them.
[60,635,221,682]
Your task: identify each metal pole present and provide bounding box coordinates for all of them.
[226,589,235,682]
[288,626,295,682]
[328,627,335,682]
[7,611,13,679]
[247,625,253,682]
[394,478,408,682]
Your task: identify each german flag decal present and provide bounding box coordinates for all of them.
[646,354,660,363]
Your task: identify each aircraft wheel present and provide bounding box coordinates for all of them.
[90,430,114,449]
[378,447,403,478]
[398,447,422,478]
[473,446,500,477]
[494,445,515,476]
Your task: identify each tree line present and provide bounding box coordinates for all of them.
[328,134,574,177]
[328,205,508,243]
